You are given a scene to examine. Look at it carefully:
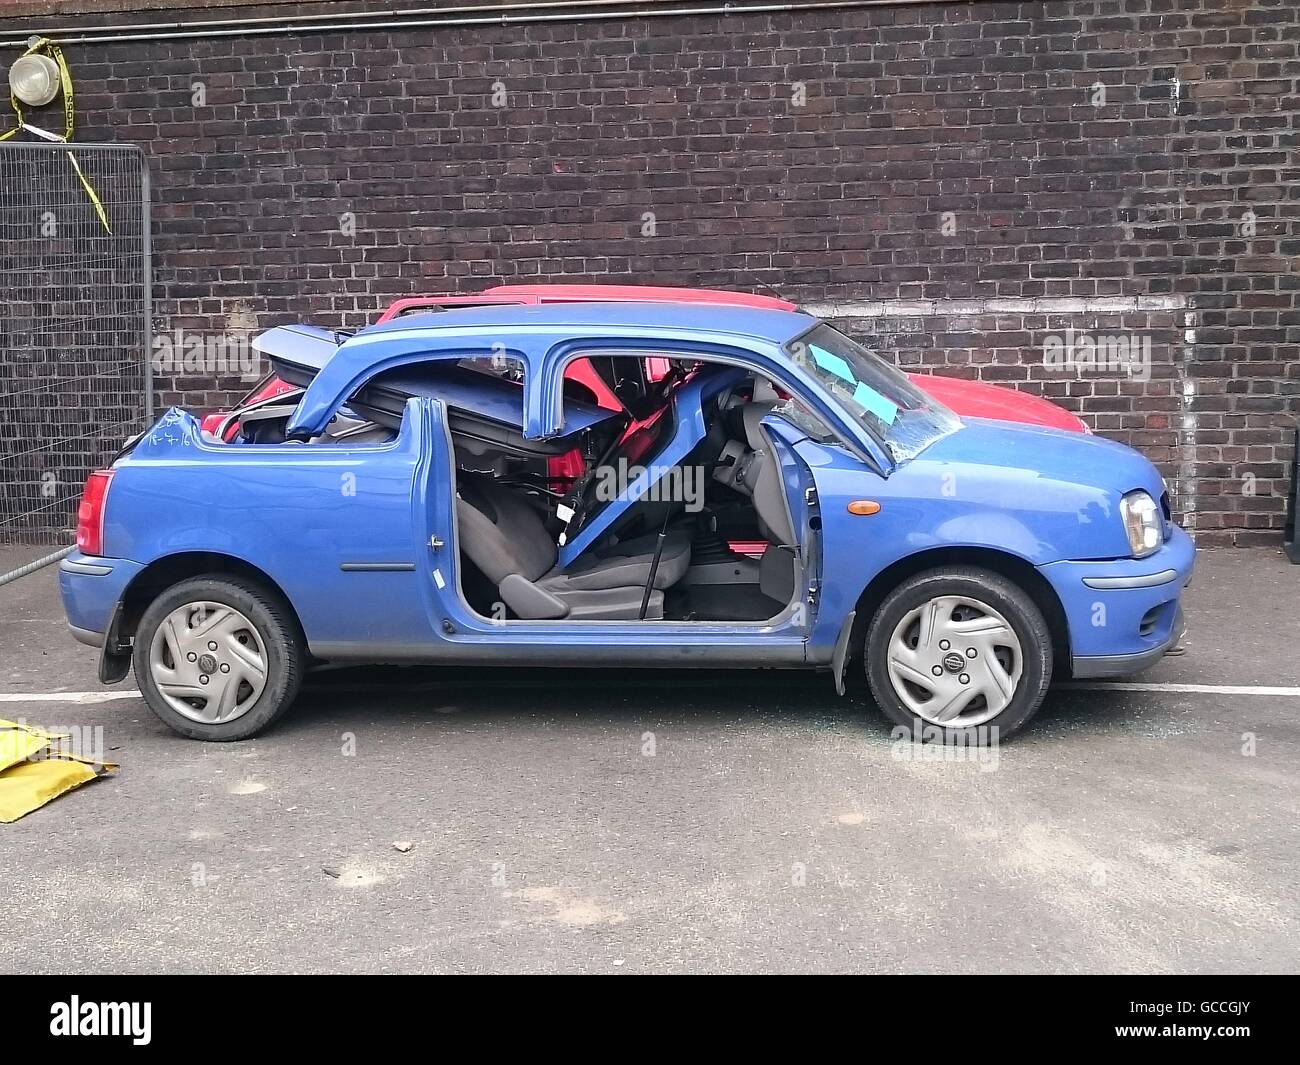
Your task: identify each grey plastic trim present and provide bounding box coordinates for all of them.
[308,640,809,668]
[499,573,568,619]
[59,558,114,577]
[339,562,417,572]
[69,624,105,648]
[1081,569,1179,590]
[681,557,762,587]
[1071,606,1185,678]
[1071,645,1169,678]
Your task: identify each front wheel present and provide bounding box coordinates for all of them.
[133,575,303,741]
[865,567,1053,743]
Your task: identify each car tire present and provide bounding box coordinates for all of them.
[864,566,1053,743]
[133,574,303,741]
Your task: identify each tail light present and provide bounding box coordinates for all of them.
[75,470,114,556]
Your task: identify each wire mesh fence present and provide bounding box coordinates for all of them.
[0,142,150,546]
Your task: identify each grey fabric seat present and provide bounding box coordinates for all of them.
[456,476,690,620]
[538,528,691,594]
[736,402,797,546]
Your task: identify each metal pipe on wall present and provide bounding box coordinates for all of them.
[2,0,965,48]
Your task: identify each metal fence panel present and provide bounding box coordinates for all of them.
[0,141,150,546]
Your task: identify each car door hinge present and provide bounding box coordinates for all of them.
[808,578,820,605]
[804,486,818,507]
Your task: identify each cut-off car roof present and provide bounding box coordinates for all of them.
[355,299,815,345]
[287,301,818,440]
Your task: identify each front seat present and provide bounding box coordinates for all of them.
[455,476,690,620]
[718,400,801,606]
[739,403,797,546]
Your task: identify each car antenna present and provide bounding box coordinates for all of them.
[747,272,787,302]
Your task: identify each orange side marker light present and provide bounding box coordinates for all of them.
[847,500,881,516]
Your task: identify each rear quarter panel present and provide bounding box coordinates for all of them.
[105,407,437,651]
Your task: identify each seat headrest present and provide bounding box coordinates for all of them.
[456,475,499,524]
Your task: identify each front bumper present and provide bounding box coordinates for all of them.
[1070,603,1186,678]
[1039,525,1195,679]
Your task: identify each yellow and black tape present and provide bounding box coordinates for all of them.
[1,37,112,234]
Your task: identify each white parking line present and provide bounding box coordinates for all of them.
[1062,682,1300,697]
[0,690,141,704]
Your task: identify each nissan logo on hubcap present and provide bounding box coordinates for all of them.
[942,652,965,674]
[198,653,217,674]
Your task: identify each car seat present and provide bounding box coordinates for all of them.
[455,476,691,620]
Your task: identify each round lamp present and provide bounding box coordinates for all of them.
[9,53,61,107]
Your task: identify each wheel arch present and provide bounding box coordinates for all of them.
[849,546,1072,675]
[116,552,305,645]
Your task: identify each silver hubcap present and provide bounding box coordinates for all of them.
[886,594,1022,728]
[149,601,268,724]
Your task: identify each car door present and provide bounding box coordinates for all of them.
[776,425,888,676]
[763,415,822,637]
[412,396,464,629]
[748,384,887,681]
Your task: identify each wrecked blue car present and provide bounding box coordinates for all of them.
[60,302,1193,741]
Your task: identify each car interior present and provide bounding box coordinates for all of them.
[213,350,809,625]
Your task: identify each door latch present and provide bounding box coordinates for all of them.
[429,534,444,549]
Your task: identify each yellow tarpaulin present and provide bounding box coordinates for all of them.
[0,721,61,774]
[0,720,117,823]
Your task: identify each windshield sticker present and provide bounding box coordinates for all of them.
[809,344,857,385]
[809,342,900,424]
[852,381,899,425]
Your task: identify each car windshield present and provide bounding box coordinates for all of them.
[784,324,960,463]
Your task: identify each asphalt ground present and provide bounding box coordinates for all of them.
[0,544,1296,973]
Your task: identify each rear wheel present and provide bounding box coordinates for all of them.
[865,567,1053,743]
[133,575,303,741]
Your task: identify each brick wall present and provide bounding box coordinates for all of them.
[9,0,1299,544]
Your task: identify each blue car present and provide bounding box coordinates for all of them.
[60,302,1193,742]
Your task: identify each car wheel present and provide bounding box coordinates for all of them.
[864,566,1053,743]
[133,575,303,741]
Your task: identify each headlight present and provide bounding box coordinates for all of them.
[1120,490,1161,557]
